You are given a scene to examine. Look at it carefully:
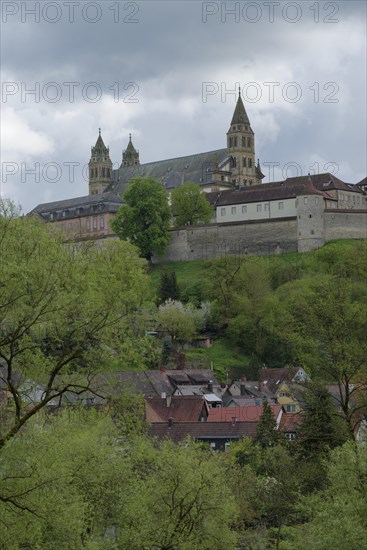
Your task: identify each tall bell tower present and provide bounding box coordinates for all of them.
[88,129,113,195]
[227,89,264,186]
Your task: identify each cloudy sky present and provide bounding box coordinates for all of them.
[1,0,366,212]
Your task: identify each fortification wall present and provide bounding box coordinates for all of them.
[154,218,298,263]
[324,210,367,241]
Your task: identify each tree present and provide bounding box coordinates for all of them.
[171,182,213,226]
[0,411,240,549]
[254,400,280,449]
[157,270,180,304]
[0,215,147,449]
[297,382,348,459]
[112,177,171,261]
[275,276,367,439]
[157,299,205,343]
[288,442,367,549]
[0,197,21,219]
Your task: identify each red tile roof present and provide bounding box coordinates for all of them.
[279,412,302,432]
[207,404,282,423]
[145,395,207,422]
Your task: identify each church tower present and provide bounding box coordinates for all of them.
[88,129,113,195]
[227,89,264,186]
[122,134,140,166]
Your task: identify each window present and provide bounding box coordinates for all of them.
[264,203,269,212]
[234,137,237,147]
[285,433,296,441]
[278,392,287,397]
[100,216,105,229]
[257,204,262,212]
[242,205,247,214]
[221,208,226,216]
[278,202,284,210]
[93,217,98,230]
[232,157,237,168]
[243,157,246,168]
[86,218,90,231]
[247,137,251,148]
[242,137,246,148]
[231,206,236,215]
[248,158,252,168]
[304,197,308,204]
[286,404,296,413]
[229,137,233,148]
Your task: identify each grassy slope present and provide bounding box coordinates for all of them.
[148,240,365,379]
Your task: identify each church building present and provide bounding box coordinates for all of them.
[30,92,366,253]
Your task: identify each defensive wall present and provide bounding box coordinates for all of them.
[153,208,367,263]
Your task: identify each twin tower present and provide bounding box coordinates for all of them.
[88,90,263,196]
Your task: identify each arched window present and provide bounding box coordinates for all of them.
[242,136,246,148]
[247,137,251,148]
[229,137,233,148]
[248,158,252,168]
[234,137,238,147]
[243,158,246,168]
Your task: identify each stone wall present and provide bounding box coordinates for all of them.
[154,217,298,263]
[324,210,367,241]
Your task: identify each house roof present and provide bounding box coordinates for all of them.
[148,421,258,442]
[279,412,302,432]
[145,395,207,422]
[259,367,307,394]
[212,176,336,207]
[227,379,276,400]
[29,192,122,221]
[207,404,282,423]
[91,369,218,398]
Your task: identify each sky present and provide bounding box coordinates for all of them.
[1,0,366,213]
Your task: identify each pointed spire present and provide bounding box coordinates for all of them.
[231,91,250,126]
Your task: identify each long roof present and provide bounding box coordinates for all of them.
[207,404,282,423]
[105,148,228,196]
[29,192,122,221]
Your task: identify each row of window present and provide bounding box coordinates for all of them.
[86,216,105,231]
[228,136,252,148]
[220,202,284,216]
[90,167,111,179]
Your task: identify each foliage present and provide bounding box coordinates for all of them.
[157,269,180,304]
[112,177,171,261]
[0,197,21,219]
[0,215,147,449]
[287,442,367,549]
[254,400,280,449]
[171,182,213,226]
[157,299,205,343]
[275,275,367,438]
[0,411,239,549]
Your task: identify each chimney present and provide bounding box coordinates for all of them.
[160,367,167,373]
[208,380,214,392]
[166,395,172,408]
[231,416,237,426]
[240,381,246,396]
[168,417,174,427]
[241,375,247,383]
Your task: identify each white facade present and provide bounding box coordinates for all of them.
[216,197,297,223]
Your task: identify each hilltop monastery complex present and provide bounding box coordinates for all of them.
[31,92,367,260]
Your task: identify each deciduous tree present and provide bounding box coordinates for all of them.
[171,182,213,226]
[112,177,171,261]
[0,215,147,449]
